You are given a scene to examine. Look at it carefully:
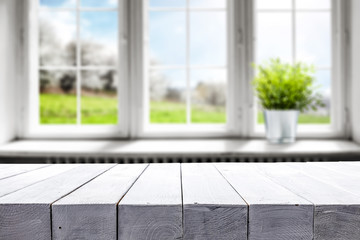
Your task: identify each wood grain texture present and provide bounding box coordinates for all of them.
[311,161,360,177]
[216,163,313,240]
[0,164,77,198]
[0,164,49,180]
[182,163,247,240]
[52,164,148,240]
[258,163,360,240]
[288,162,360,197]
[118,164,182,240]
[0,164,114,240]
[0,165,14,170]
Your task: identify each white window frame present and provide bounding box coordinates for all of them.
[17,0,349,139]
[20,0,130,139]
[129,0,243,138]
[246,0,349,139]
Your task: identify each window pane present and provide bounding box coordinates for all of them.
[149,12,186,66]
[296,0,331,10]
[150,69,187,123]
[190,0,226,8]
[81,70,118,124]
[149,0,186,8]
[296,12,331,67]
[191,69,226,123]
[300,69,331,124]
[39,11,76,66]
[39,70,77,124]
[256,0,292,10]
[81,0,117,8]
[81,12,118,66]
[190,12,226,65]
[256,12,292,64]
[40,0,76,8]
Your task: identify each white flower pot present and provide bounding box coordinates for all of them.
[264,110,299,144]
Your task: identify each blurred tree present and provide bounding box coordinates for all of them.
[194,81,226,107]
[60,74,75,93]
[101,70,116,92]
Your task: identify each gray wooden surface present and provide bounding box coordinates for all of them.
[216,163,313,240]
[257,163,360,240]
[52,164,148,240]
[182,163,247,240]
[0,164,77,198]
[0,164,48,180]
[118,164,183,240]
[0,164,114,240]
[0,162,360,240]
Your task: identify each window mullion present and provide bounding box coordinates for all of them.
[186,0,191,125]
[76,0,81,125]
[292,0,296,64]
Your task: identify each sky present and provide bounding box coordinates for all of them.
[39,0,332,97]
[40,0,117,8]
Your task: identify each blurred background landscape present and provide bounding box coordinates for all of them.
[39,0,331,125]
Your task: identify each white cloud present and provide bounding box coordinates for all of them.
[39,11,76,46]
[107,0,118,6]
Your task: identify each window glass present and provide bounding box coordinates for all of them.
[190,12,226,65]
[81,0,118,8]
[80,11,118,66]
[296,12,331,67]
[255,0,332,125]
[39,70,77,124]
[81,70,118,124]
[147,1,227,125]
[191,69,227,123]
[190,0,226,8]
[256,0,292,10]
[256,12,292,64]
[149,0,186,8]
[40,0,76,8]
[38,1,118,125]
[149,12,186,66]
[39,11,76,66]
[149,69,187,123]
[296,0,331,10]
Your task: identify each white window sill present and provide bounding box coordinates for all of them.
[0,139,359,159]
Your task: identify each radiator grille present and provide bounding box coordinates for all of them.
[45,155,331,164]
[1,154,358,164]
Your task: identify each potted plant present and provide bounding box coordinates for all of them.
[252,58,324,144]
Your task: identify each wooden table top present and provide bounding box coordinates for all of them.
[0,162,360,240]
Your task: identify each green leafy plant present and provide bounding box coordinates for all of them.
[252,58,324,112]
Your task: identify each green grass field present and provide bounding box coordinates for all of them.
[40,94,330,125]
[150,101,226,123]
[40,94,117,124]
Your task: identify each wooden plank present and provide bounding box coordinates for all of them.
[0,164,115,240]
[258,163,360,240]
[312,161,360,177]
[118,164,182,240]
[182,163,247,240]
[0,164,49,180]
[0,164,77,198]
[288,162,360,197]
[345,161,360,167]
[216,163,313,240]
[52,164,148,240]
[0,164,14,170]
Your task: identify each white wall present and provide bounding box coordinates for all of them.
[0,0,17,145]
